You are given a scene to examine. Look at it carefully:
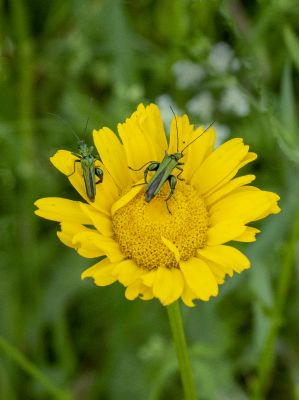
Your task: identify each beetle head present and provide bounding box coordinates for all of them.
[171,152,183,161]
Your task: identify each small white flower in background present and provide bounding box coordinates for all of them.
[172,60,205,90]
[231,57,241,72]
[219,86,250,117]
[155,94,182,134]
[186,91,214,121]
[209,42,234,73]
[213,123,230,147]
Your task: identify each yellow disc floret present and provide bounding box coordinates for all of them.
[112,181,209,270]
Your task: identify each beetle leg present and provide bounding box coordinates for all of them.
[67,159,81,177]
[132,182,147,187]
[132,161,160,187]
[129,161,155,172]
[165,175,177,214]
[175,166,184,181]
[144,162,160,183]
[95,167,104,184]
[71,152,81,158]
[166,175,177,201]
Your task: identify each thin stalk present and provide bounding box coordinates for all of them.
[252,208,299,398]
[0,336,70,400]
[167,301,197,400]
[10,0,40,332]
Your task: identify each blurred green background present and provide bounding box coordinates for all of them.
[1,0,299,399]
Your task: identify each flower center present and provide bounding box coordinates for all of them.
[112,181,209,270]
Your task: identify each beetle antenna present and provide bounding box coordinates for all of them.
[170,106,179,152]
[83,97,93,140]
[181,121,215,154]
[47,112,80,141]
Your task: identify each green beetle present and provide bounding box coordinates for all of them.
[130,114,214,213]
[68,139,104,202]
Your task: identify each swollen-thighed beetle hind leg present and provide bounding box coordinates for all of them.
[67,159,81,177]
[165,175,177,214]
[131,161,160,188]
[95,167,104,183]
[144,162,160,183]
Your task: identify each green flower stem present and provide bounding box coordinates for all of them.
[0,336,70,400]
[167,301,197,400]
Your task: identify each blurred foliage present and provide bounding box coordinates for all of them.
[1,0,299,399]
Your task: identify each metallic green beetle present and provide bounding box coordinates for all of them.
[48,112,104,202]
[68,139,104,202]
[130,116,214,213]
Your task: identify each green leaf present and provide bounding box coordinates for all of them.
[283,25,299,73]
[280,61,296,133]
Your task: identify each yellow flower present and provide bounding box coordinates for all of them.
[35,104,280,306]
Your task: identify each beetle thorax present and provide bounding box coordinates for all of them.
[171,152,183,161]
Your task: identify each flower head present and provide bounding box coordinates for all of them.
[35,104,280,306]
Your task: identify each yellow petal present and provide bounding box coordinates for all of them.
[93,127,131,190]
[73,231,124,263]
[139,286,154,300]
[111,181,144,216]
[202,258,229,283]
[50,149,78,175]
[210,187,280,225]
[182,125,216,181]
[125,280,153,300]
[168,114,194,154]
[56,222,85,248]
[80,203,113,237]
[76,243,105,258]
[34,197,92,224]
[91,163,120,215]
[81,258,117,286]
[180,258,218,300]
[181,286,197,307]
[163,268,184,305]
[191,139,249,195]
[57,222,104,258]
[125,283,140,300]
[197,245,250,274]
[112,260,142,286]
[265,192,281,215]
[206,153,258,198]
[161,237,180,263]
[141,270,156,287]
[57,231,73,248]
[72,230,105,258]
[234,226,261,242]
[150,267,184,305]
[118,104,167,181]
[207,221,246,245]
[238,152,257,168]
[205,175,256,207]
[94,236,124,263]
[152,267,174,305]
